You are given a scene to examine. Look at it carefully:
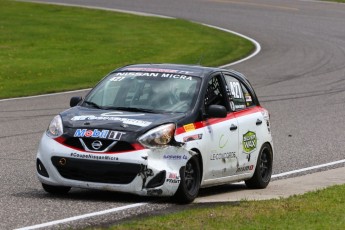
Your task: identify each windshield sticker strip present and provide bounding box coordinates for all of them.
[123,67,195,75]
[111,72,194,81]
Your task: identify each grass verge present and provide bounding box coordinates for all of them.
[96,184,345,230]
[0,0,254,99]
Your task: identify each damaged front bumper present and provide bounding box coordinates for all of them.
[36,133,193,197]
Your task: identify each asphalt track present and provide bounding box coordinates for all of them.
[2,0,345,229]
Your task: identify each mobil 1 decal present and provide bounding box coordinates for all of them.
[74,129,125,140]
[242,131,257,161]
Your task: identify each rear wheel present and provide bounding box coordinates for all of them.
[174,156,201,204]
[245,143,273,189]
[42,183,71,194]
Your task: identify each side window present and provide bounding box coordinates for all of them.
[241,83,254,107]
[204,75,227,108]
[224,74,254,111]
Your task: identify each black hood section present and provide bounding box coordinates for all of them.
[61,106,186,134]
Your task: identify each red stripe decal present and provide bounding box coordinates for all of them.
[176,106,260,135]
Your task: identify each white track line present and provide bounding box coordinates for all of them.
[14,202,148,230]
[272,159,345,179]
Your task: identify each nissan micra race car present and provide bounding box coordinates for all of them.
[36,64,273,203]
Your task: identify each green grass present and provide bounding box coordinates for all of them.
[96,184,345,230]
[0,0,254,99]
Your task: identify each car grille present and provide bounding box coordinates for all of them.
[62,137,135,153]
[51,157,142,184]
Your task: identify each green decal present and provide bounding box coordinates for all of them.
[219,134,229,149]
[243,131,257,153]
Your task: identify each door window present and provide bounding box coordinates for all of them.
[204,75,228,109]
[223,74,254,111]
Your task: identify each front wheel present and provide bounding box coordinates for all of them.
[42,183,71,194]
[245,143,273,189]
[174,156,201,204]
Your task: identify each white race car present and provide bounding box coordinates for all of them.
[36,64,273,203]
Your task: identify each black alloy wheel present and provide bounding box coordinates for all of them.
[245,143,273,189]
[174,156,201,204]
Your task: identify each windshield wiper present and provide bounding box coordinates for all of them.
[103,106,157,113]
[83,100,103,109]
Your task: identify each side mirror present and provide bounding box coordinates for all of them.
[207,105,227,118]
[70,96,82,107]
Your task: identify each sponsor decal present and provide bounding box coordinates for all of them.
[163,155,188,160]
[74,129,109,138]
[236,165,254,173]
[166,179,181,184]
[261,109,271,133]
[101,112,145,117]
[183,134,202,142]
[112,72,193,81]
[71,115,151,127]
[74,129,125,140]
[219,134,229,149]
[235,105,246,109]
[109,76,125,82]
[160,73,193,81]
[70,152,119,161]
[183,123,195,132]
[245,93,252,106]
[243,131,257,153]
[210,152,236,161]
[114,72,159,77]
[245,94,252,102]
[108,131,125,140]
[168,173,178,179]
[166,173,181,184]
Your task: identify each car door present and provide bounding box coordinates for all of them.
[201,73,240,183]
[223,73,266,175]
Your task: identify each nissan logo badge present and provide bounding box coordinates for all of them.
[92,140,103,150]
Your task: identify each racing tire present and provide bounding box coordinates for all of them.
[42,183,71,194]
[245,143,273,189]
[174,156,201,204]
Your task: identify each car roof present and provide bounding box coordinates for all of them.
[113,63,244,79]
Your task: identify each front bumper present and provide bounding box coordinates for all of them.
[36,133,192,197]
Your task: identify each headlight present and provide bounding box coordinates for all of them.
[46,115,63,138]
[138,123,175,148]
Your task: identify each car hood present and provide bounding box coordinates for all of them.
[61,106,186,133]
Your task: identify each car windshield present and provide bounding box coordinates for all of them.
[84,71,201,113]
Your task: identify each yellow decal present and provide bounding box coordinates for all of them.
[183,123,195,132]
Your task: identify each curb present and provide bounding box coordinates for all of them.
[195,167,345,203]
